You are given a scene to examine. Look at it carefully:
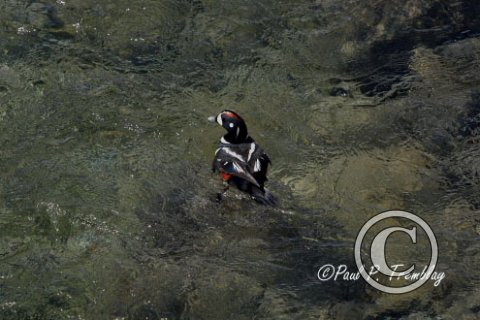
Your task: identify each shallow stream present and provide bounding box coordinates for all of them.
[1,1,479,319]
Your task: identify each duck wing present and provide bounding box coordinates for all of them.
[248,145,270,185]
[212,147,261,188]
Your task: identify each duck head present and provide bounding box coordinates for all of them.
[208,110,248,143]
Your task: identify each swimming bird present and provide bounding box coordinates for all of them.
[208,110,276,205]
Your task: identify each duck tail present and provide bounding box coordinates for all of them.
[251,187,278,206]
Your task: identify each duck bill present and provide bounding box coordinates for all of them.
[208,116,217,123]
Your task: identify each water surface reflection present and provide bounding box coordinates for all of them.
[0,0,479,319]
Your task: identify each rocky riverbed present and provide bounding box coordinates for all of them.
[1,0,479,319]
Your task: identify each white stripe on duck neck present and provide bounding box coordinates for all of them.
[220,137,230,144]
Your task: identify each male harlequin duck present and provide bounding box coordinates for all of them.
[208,110,277,206]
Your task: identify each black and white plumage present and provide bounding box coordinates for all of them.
[209,110,276,205]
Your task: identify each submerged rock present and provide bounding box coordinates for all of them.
[27,2,64,29]
[288,144,435,229]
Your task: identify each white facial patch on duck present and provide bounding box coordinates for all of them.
[229,122,234,128]
[216,114,223,125]
[247,143,255,161]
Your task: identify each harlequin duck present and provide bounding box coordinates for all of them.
[208,110,277,206]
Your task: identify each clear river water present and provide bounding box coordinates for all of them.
[1,0,479,319]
